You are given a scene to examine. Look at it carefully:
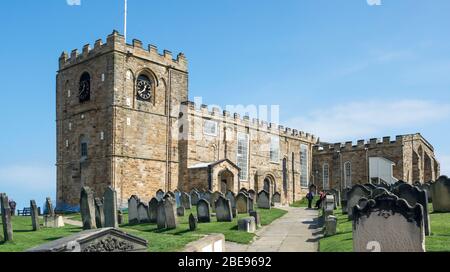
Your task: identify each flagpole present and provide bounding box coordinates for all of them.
[124,0,128,42]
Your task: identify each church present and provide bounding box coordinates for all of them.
[55,31,440,210]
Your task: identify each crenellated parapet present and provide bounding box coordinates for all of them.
[313,135,406,154]
[180,101,317,143]
[59,30,188,71]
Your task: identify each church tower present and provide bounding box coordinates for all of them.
[56,31,188,209]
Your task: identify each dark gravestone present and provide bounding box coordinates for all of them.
[94,197,105,228]
[257,190,271,209]
[127,195,140,225]
[240,188,248,194]
[1,193,13,241]
[30,200,40,231]
[396,183,431,236]
[164,198,178,229]
[431,176,450,212]
[80,187,97,230]
[202,191,213,205]
[248,189,256,200]
[137,202,150,223]
[9,201,16,216]
[156,189,165,202]
[148,198,158,223]
[248,196,255,212]
[226,191,236,211]
[197,199,211,223]
[272,192,281,205]
[211,191,223,212]
[165,191,175,200]
[236,192,249,214]
[156,200,166,229]
[45,197,55,217]
[353,192,425,252]
[177,206,185,217]
[341,188,351,214]
[364,183,378,191]
[103,186,118,228]
[346,185,371,219]
[181,192,192,210]
[190,190,200,206]
[215,196,233,222]
[249,211,261,228]
[189,214,198,231]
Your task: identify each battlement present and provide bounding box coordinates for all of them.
[181,101,316,143]
[313,135,407,153]
[59,30,188,71]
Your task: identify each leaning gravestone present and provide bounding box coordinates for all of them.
[236,192,249,214]
[272,192,281,205]
[156,189,165,202]
[164,198,178,229]
[346,185,371,219]
[1,193,13,241]
[80,187,97,230]
[197,199,211,223]
[396,183,430,236]
[103,186,118,228]
[156,200,167,229]
[45,197,55,217]
[181,192,192,210]
[148,198,158,223]
[30,200,40,231]
[257,190,271,209]
[431,176,450,212]
[215,196,233,222]
[189,214,198,231]
[94,197,105,228]
[137,202,150,223]
[353,192,425,252]
[190,190,200,206]
[128,195,140,225]
[226,191,236,211]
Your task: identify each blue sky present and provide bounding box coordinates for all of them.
[0,0,449,209]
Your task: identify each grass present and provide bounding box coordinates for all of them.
[291,196,320,208]
[319,204,450,252]
[0,208,287,252]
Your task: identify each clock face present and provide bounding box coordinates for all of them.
[136,76,152,101]
[79,79,90,102]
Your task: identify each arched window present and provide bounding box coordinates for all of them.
[136,74,153,102]
[323,163,329,190]
[80,135,88,161]
[300,144,309,188]
[344,161,352,187]
[78,72,91,103]
[283,158,288,192]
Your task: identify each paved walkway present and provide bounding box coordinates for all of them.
[226,207,322,252]
[63,217,83,227]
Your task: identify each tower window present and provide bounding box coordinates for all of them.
[344,161,352,187]
[270,136,280,163]
[300,144,309,188]
[237,132,249,181]
[80,135,88,160]
[78,72,91,103]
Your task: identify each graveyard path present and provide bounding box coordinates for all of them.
[226,207,322,252]
[62,217,83,227]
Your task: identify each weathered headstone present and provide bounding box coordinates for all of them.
[249,211,261,228]
[197,199,211,223]
[190,190,200,206]
[431,176,450,212]
[181,192,192,210]
[164,198,178,229]
[323,195,335,218]
[341,188,350,215]
[103,186,118,228]
[156,200,166,229]
[325,215,337,236]
[396,183,430,236]
[0,193,13,241]
[165,191,176,200]
[137,202,150,223]
[94,197,105,228]
[174,190,182,208]
[346,185,371,219]
[9,201,16,216]
[236,192,249,214]
[226,191,236,211]
[148,198,158,223]
[80,187,97,230]
[257,190,271,209]
[272,192,281,205]
[128,195,140,225]
[189,214,198,231]
[353,192,425,252]
[215,196,233,222]
[177,206,185,217]
[156,189,165,201]
[202,190,213,205]
[211,191,223,212]
[238,217,256,233]
[248,196,255,212]
[45,197,55,217]
[30,200,40,231]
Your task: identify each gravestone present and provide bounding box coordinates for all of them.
[257,190,271,209]
[156,200,166,229]
[364,183,378,191]
[215,196,233,222]
[80,187,97,230]
[346,185,371,219]
[94,197,105,228]
[202,191,213,205]
[323,195,335,218]
[148,198,158,223]
[45,197,55,217]
[9,201,16,216]
[177,206,185,217]
[197,199,211,223]
[248,189,256,200]
[353,192,425,252]
[240,188,248,194]
[30,200,40,231]
[103,186,118,228]
[249,211,261,228]
[248,196,255,212]
[236,192,249,214]
[328,189,340,208]
[371,187,391,199]
[189,214,198,231]
[211,192,223,212]
[190,190,200,206]
[431,176,450,212]
[232,208,237,218]
[396,183,430,236]
[137,202,150,223]
[272,192,281,205]
[165,191,175,200]
[420,183,432,203]
[127,195,140,225]
[0,193,13,241]
[164,198,178,229]
[117,210,123,225]
[238,217,256,233]
[341,188,350,215]
[226,191,236,211]
[325,215,337,236]
[156,189,165,201]
[181,192,192,210]
[174,190,182,208]
[44,215,65,228]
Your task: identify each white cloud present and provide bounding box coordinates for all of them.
[0,164,55,191]
[66,0,81,6]
[286,99,450,143]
